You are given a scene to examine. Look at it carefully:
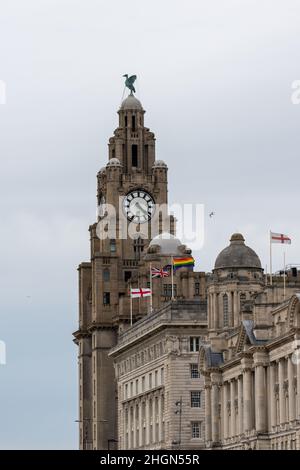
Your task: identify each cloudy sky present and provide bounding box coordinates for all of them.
[0,0,299,449]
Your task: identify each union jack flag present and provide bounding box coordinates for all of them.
[151,267,170,278]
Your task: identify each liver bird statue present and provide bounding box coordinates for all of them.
[123,74,137,94]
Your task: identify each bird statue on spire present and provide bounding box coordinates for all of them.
[123,74,137,94]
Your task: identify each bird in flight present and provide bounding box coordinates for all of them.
[209,211,215,218]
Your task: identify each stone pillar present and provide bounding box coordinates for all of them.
[238,375,243,435]
[254,351,267,432]
[145,398,150,445]
[230,380,236,436]
[270,363,276,429]
[278,358,286,424]
[139,401,143,448]
[228,292,233,328]
[297,349,300,419]
[152,395,156,443]
[233,291,239,327]
[211,372,221,444]
[288,355,296,422]
[223,381,229,439]
[158,393,163,442]
[133,402,137,448]
[205,378,212,443]
[242,357,253,432]
[213,293,218,330]
[128,405,132,449]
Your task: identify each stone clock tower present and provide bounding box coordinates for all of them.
[73,91,174,450]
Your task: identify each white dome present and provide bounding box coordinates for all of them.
[120,94,143,110]
[149,233,182,256]
[106,158,122,167]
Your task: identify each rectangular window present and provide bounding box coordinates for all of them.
[191,421,201,438]
[124,271,132,282]
[142,376,145,392]
[163,284,177,298]
[125,384,128,399]
[190,337,200,352]
[132,144,138,167]
[194,282,200,296]
[130,381,133,397]
[110,239,116,253]
[135,379,139,395]
[190,363,200,379]
[161,368,164,385]
[149,373,152,389]
[155,370,158,387]
[191,391,201,408]
[103,292,110,305]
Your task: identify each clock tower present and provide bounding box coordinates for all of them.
[74,91,174,449]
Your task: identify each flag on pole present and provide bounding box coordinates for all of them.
[270,232,291,244]
[151,267,170,278]
[130,288,152,299]
[173,256,195,270]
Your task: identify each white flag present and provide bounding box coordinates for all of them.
[130,288,152,299]
[271,232,291,244]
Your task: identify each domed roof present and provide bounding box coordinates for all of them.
[214,233,262,270]
[106,157,122,167]
[149,232,182,256]
[120,94,143,110]
[153,160,167,168]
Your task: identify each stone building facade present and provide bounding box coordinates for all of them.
[74,88,300,451]
[199,233,300,450]
[73,93,207,449]
[109,301,207,450]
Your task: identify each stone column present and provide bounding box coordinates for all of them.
[254,351,267,432]
[288,355,296,422]
[204,378,212,443]
[211,372,221,444]
[128,405,132,449]
[157,393,162,443]
[278,358,286,424]
[238,375,243,435]
[213,293,218,330]
[223,381,229,439]
[228,292,233,328]
[230,380,236,436]
[242,357,253,432]
[297,348,300,419]
[145,397,150,445]
[139,401,143,448]
[152,395,156,443]
[133,402,137,448]
[233,291,239,327]
[270,363,276,429]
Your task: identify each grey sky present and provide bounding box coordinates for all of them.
[0,0,299,449]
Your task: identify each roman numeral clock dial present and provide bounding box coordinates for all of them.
[123,190,155,223]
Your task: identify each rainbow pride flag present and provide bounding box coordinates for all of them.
[173,256,195,270]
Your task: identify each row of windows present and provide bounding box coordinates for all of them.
[124,369,165,399]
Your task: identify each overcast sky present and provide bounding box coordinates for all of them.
[0,0,299,449]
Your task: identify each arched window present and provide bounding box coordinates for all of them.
[223,294,229,327]
[103,269,110,282]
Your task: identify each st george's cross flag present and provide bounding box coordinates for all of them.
[130,288,152,299]
[151,267,170,278]
[270,232,291,244]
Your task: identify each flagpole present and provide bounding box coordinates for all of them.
[270,230,273,286]
[149,263,153,314]
[283,251,286,300]
[171,256,174,301]
[130,283,133,326]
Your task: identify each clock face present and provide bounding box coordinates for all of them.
[123,190,155,223]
